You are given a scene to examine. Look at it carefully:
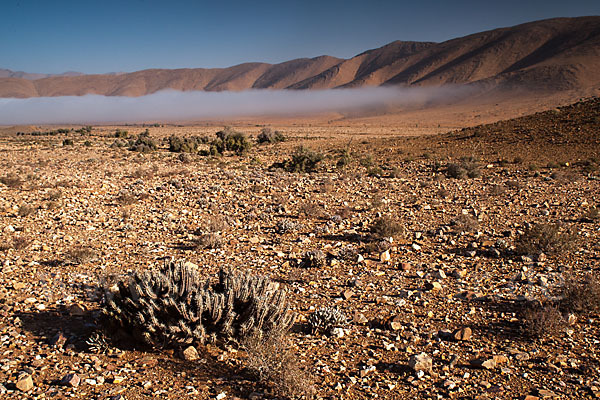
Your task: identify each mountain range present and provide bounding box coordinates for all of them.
[1,16,599,98]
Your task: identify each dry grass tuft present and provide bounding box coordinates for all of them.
[515,223,575,256]
[243,333,315,399]
[561,273,600,315]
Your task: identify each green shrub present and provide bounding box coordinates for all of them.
[62,139,74,146]
[114,129,129,138]
[257,127,285,144]
[129,131,157,153]
[282,146,323,173]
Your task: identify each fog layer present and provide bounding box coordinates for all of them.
[0,86,472,124]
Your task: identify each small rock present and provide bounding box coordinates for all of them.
[400,262,411,271]
[182,346,199,361]
[331,327,345,338]
[388,315,403,331]
[380,250,391,262]
[424,281,442,292]
[471,357,496,369]
[60,373,80,388]
[453,327,472,341]
[16,373,33,392]
[412,243,421,251]
[353,312,368,324]
[342,290,354,300]
[408,352,432,373]
[50,332,67,348]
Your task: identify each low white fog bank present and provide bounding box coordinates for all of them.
[0,86,471,124]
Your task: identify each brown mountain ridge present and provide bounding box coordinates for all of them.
[2,16,599,98]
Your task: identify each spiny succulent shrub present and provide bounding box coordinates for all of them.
[86,332,111,354]
[301,250,326,268]
[307,307,347,335]
[275,220,299,234]
[515,223,575,256]
[102,260,295,347]
[114,129,129,138]
[62,138,74,146]
[283,146,323,173]
[257,128,285,144]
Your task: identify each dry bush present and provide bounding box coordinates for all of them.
[0,173,23,188]
[522,302,565,339]
[195,233,223,249]
[369,216,404,240]
[580,207,600,223]
[67,246,97,264]
[560,273,600,315]
[450,214,479,233]
[18,205,36,217]
[298,201,326,219]
[515,223,575,256]
[281,146,323,173]
[116,192,138,205]
[256,128,285,144]
[205,215,229,233]
[45,189,62,201]
[487,184,506,196]
[505,180,522,189]
[243,334,314,399]
[446,160,480,179]
[436,188,450,199]
[2,236,31,251]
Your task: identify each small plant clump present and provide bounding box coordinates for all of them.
[256,128,285,144]
[281,146,323,173]
[450,214,480,233]
[0,173,23,188]
[168,135,209,153]
[129,130,157,153]
[102,259,295,346]
[209,127,251,156]
[515,223,575,256]
[560,273,600,315]
[307,307,347,335]
[301,250,327,268]
[522,302,565,339]
[242,333,315,399]
[62,139,74,146]
[114,129,129,138]
[369,216,404,240]
[446,159,481,179]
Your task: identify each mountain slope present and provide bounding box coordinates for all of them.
[1,16,599,98]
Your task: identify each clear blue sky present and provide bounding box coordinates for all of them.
[1,0,598,74]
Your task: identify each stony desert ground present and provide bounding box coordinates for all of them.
[0,97,599,399]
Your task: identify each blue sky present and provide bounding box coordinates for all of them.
[1,0,599,74]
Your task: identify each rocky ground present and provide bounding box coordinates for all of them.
[0,97,599,399]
